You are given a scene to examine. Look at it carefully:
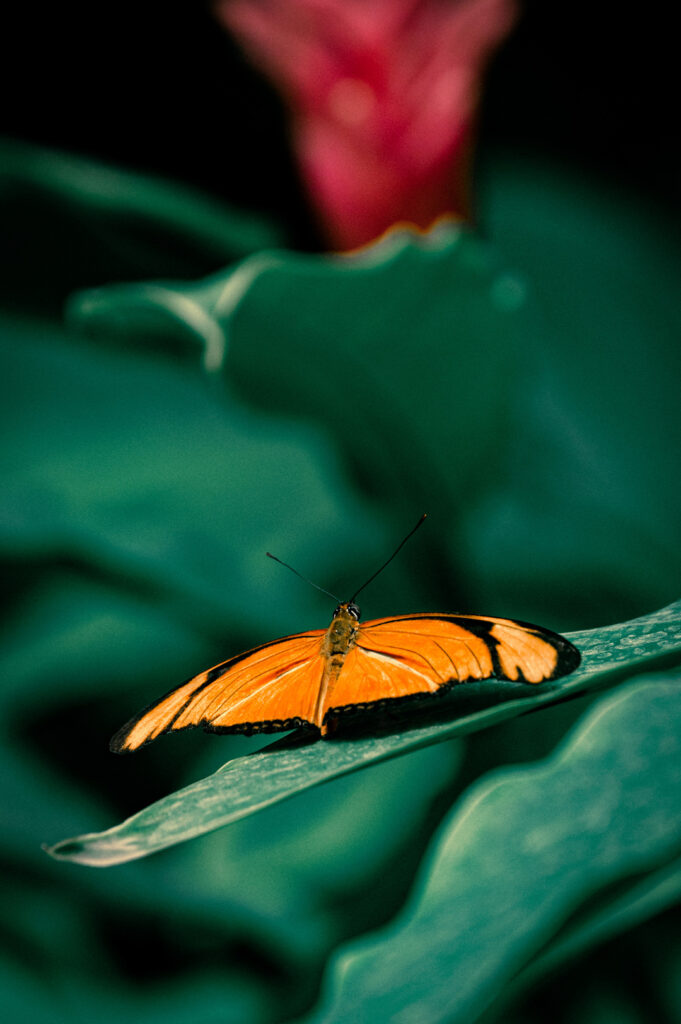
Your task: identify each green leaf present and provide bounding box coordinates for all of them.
[302,673,681,1024]
[488,854,681,1021]
[64,191,681,631]
[0,137,286,318]
[66,222,527,473]
[45,599,681,866]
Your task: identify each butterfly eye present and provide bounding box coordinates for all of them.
[347,603,361,620]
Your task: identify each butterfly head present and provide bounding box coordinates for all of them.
[333,601,361,621]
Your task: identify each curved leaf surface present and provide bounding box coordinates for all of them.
[304,673,681,1024]
[489,854,681,1020]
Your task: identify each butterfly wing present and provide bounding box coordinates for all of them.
[111,629,326,752]
[324,613,580,720]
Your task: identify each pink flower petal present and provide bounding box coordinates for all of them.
[215,0,517,248]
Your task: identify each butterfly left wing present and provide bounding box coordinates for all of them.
[111,629,326,752]
[324,613,580,719]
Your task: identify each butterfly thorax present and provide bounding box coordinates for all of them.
[322,603,360,658]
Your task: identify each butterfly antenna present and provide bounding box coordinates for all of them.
[266,552,341,603]
[351,513,427,602]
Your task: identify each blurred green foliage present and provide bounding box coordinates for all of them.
[2,136,680,1024]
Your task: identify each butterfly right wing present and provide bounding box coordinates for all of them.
[110,629,326,752]
[323,612,579,721]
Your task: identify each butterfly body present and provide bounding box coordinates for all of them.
[313,602,361,733]
[111,602,580,752]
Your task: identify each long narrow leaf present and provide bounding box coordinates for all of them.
[46,600,681,866]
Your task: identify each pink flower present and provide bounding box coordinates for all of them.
[214,0,517,250]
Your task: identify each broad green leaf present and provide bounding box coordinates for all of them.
[66,222,528,484]
[64,179,681,631]
[45,599,681,866]
[302,673,681,1024]
[486,854,681,1022]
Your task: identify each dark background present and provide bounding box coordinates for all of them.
[2,1,678,243]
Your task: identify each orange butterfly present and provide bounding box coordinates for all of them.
[111,517,580,753]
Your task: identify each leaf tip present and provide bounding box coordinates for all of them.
[42,838,86,861]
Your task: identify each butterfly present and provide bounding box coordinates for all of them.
[110,517,580,753]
